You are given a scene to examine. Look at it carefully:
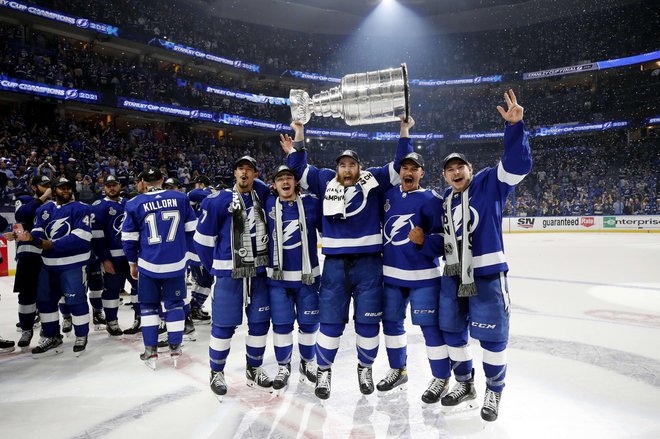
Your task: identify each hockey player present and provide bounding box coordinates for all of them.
[194,156,272,400]
[378,152,453,405]
[22,176,93,357]
[187,175,213,323]
[282,117,414,400]
[265,165,322,395]
[90,175,138,337]
[437,89,531,421]
[3,175,52,351]
[122,167,198,369]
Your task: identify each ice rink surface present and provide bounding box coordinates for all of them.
[1,233,659,439]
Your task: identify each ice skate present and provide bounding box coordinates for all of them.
[0,336,16,354]
[315,368,332,400]
[73,336,88,356]
[480,388,502,422]
[191,307,211,324]
[246,364,273,392]
[18,330,34,352]
[421,377,449,406]
[210,370,227,402]
[170,343,182,368]
[106,320,123,337]
[122,317,141,336]
[61,316,73,337]
[183,314,196,342]
[357,364,374,395]
[140,346,158,370]
[93,311,106,331]
[272,363,291,396]
[441,370,478,413]
[299,359,317,385]
[32,335,64,358]
[377,368,408,394]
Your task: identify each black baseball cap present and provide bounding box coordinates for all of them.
[273,165,295,180]
[142,167,163,182]
[103,175,120,185]
[31,175,51,186]
[400,152,425,169]
[194,175,211,185]
[443,153,470,170]
[52,176,74,188]
[163,177,181,188]
[234,155,258,171]
[336,149,360,165]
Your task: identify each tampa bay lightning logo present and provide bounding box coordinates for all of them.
[65,89,79,99]
[383,214,415,246]
[475,76,482,83]
[233,60,242,67]
[281,220,301,250]
[75,19,89,28]
[451,202,480,234]
[46,217,71,240]
[246,207,256,237]
[603,122,612,130]
[112,213,126,236]
[343,186,369,218]
[190,110,199,118]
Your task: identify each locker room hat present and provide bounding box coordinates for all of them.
[400,152,425,169]
[194,175,211,185]
[234,155,258,171]
[31,175,51,186]
[335,149,360,165]
[273,165,295,180]
[103,175,120,185]
[163,177,181,188]
[442,152,470,170]
[52,176,74,188]
[142,167,163,182]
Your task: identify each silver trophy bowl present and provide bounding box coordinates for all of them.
[289,63,410,126]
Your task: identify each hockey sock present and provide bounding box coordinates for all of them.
[421,325,451,379]
[88,288,103,312]
[298,323,318,362]
[273,323,294,365]
[481,340,508,393]
[164,299,185,345]
[38,299,60,338]
[246,321,269,367]
[59,300,71,318]
[140,305,161,347]
[183,297,191,317]
[70,302,90,337]
[444,330,474,381]
[210,325,236,372]
[355,322,379,367]
[17,299,37,331]
[102,288,120,323]
[382,320,407,369]
[316,323,344,369]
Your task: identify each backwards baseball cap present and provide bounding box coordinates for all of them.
[194,175,211,185]
[273,165,295,180]
[234,155,258,171]
[52,176,74,188]
[442,152,470,170]
[400,152,425,169]
[31,175,51,186]
[163,177,181,188]
[142,166,163,182]
[103,175,120,185]
[336,149,360,165]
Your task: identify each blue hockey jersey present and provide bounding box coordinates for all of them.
[286,138,412,255]
[14,195,45,259]
[122,189,198,279]
[193,180,270,278]
[31,201,92,271]
[91,197,127,262]
[187,187,212,266]
[443,121,532,276]
[265,193,322,287]
[382,186,444,287]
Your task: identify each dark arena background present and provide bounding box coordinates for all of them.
[0,1,658,438]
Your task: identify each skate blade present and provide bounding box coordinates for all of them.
[74,349,86,357]
[273,385,289,397]
[184,333,196,342]
[63,331,73,338]
[0,347,17,354]
[441,400,479,414]
[377,384,408,397]
[214,394,224,403]
[246,381,274,393]
[171,355,181,368]
[20,346,31,353]
[192,319,211,325]
[94,324,106,331]
[143,358,158,370]
[32,347,64,359]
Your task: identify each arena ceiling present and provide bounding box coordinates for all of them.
[192,0,638,35]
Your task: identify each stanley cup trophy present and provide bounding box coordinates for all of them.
[289,63,410,126]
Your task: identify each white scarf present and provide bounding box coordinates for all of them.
[443,187,477,297]
[323,170,379,218]
[272,196,314,285]
[230,187,268,279]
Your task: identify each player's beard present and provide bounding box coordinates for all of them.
[55,192,72,205]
